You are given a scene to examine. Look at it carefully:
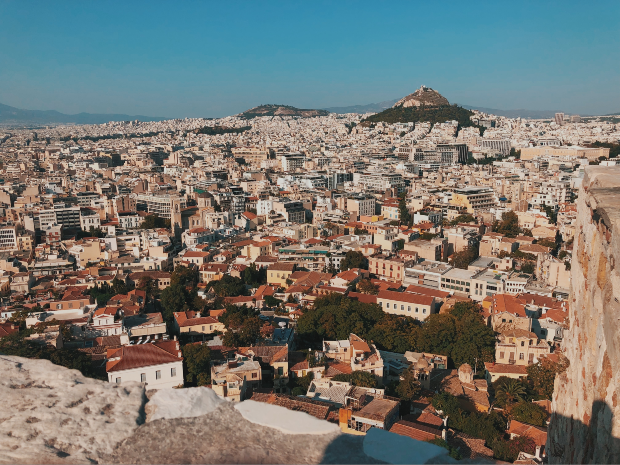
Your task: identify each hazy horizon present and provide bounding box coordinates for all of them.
[1,1,618,118]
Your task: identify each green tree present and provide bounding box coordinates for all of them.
[450,245,479,269]
[171,266,199,288]
[417,313,457,356]
[526,356,568,400]
[492,436,535,462]
[542,205,557,225]
[332,370,378,388]
[511,401,547,426]
[160,283,188,321]
[357,279,379,295]
[396,368,421,402]
[450,214,476,226]
[182,343,211,386]
[140,214,170,229]
[493,211,520,237]
[494,378,527,407]
[340,250,367,271]
[398,194,411,225]
[208,275,247,297]
[222,315,261,347]
[521,262,535,274]
[426,438,462,460]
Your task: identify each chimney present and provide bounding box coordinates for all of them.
[535,446,541,460]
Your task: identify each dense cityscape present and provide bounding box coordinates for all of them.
[0,82,619,463]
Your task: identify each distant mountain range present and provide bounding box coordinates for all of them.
[323,99,399,114]
[325,95,569,119]
[458,105,562,119]
[0,103,166,126]
[240,104,329,119]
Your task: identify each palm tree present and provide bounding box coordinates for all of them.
[495,378,527,406]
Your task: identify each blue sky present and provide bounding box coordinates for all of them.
[0,1,618,118]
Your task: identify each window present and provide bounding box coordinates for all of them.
[171,368,176,377]
[407,306,411,312]
[156,370,161,380]
[140,373,146,382]
[529,353,534,363]
[202,326,205,331]
[386,303,390,309]
[278,367,284,376]
[252,372,257,379]
[521,341,525,347]
[502,318,506,323]
[116,377,121,384]
[400,305,404,311]
[499,352,504,359]
[423,308,427,314]
[529,340,533,345]
[519,353,525,360]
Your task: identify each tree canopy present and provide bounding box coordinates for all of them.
[493,211,520,237]
[332,370,378,388]
[140,214,170,229]
[340,251,367,271]
[182,343,211,386]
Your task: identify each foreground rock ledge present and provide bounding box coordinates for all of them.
[0,355,463,464]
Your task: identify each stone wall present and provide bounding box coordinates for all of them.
[548,167,620,463]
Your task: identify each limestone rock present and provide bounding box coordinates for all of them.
[0,355,145,464]
[548,166,620,463]
[393,86,449,108]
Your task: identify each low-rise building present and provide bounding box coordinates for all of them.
[106,340,184,390]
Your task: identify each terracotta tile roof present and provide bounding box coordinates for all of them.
[403,411,443,428]
[348,292,378,304]
[377,290,434,306]
[491,294,528,317]
[106,341,182,372]
[289,352,309,371]
[325,362,353,376]
[267,263,296,272]
[447,431,494,460]
[405,284,450,299]
[0,322,19,338]
[484,362,528,375]
[237,345,289,364]
[508,420,548,446]
[349,333,370,353]
[390,420,441,441]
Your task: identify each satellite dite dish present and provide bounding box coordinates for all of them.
[278,322,287,328]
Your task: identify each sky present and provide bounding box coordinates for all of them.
[0,1,618,118]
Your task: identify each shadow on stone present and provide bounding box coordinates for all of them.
[548,400,620,464]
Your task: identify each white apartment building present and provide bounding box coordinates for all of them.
[357,172,405,194]
[106,341,184,390]
[0,226,18,251]
[281,154,305,172]
[136,194,186,219]
[80,210,101,230]
[347,196,376,218]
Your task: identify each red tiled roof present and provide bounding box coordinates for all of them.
[377,290,434,306]
[390,420,441,441]
[106,341,181,372]
[507,420,548,446]
[405,284,450,299]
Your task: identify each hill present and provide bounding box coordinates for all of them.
[0,103,166,126]
[240,104,329,119]
[393,86,449,108]
[361,103,479,128]
[360,86,482,129]
[323,98,399,114]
